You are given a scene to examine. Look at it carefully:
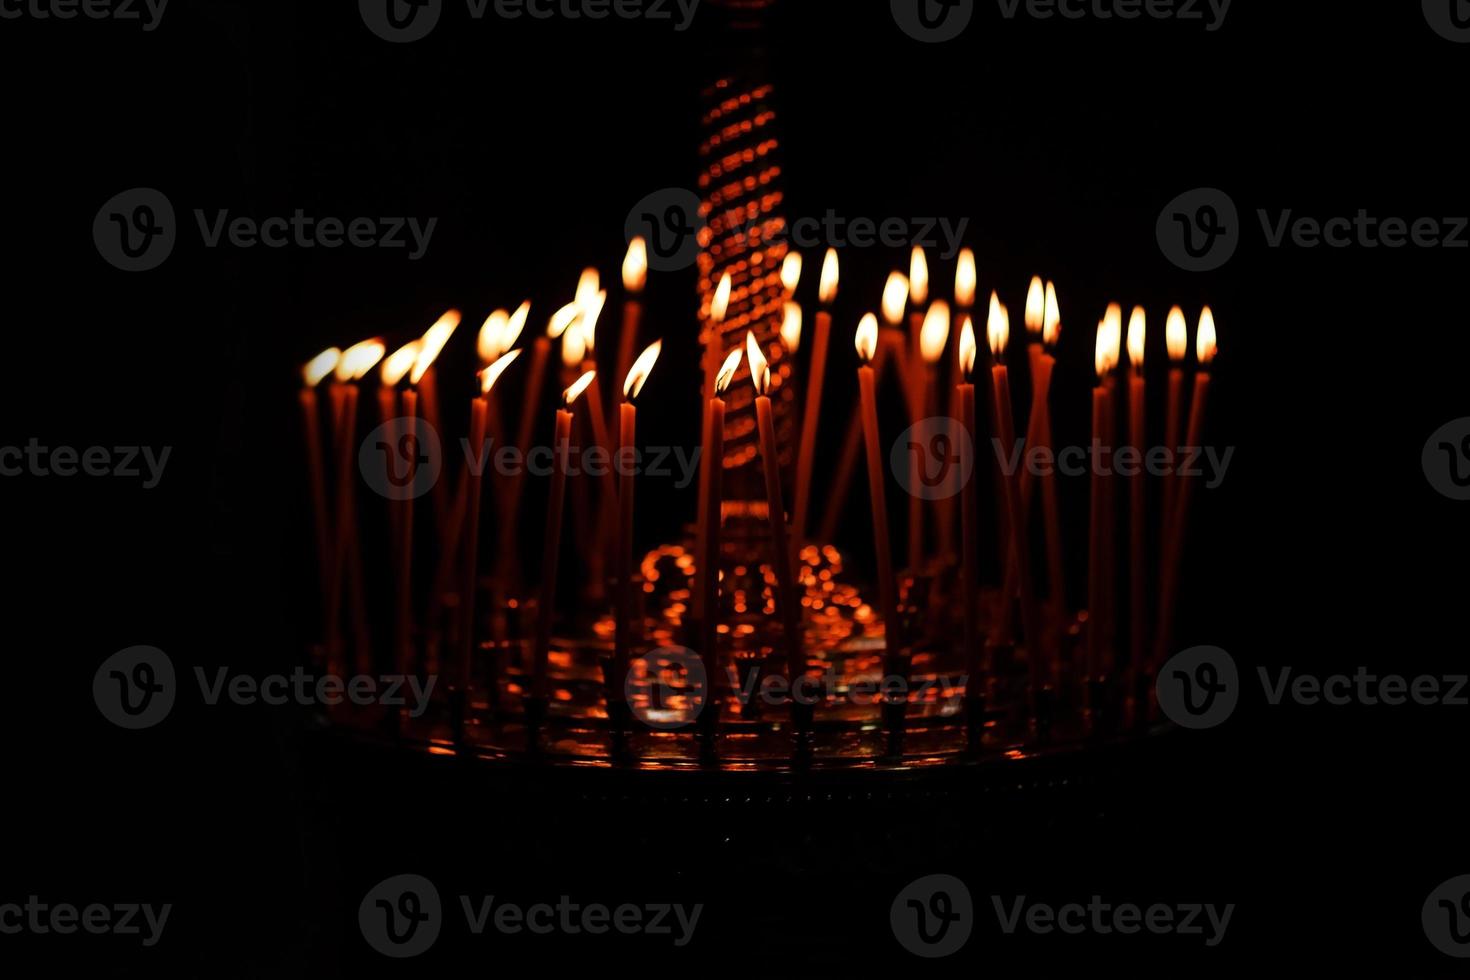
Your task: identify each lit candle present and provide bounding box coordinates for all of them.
[1024,275,1046,389]
[792,248,838,551]
[919,299,952,563]
[1039,283,1066,611]
[413,310,461,531]
[781,250,803,297]
[989,294,1042,690]
[1086,317,1119,680]
[1154,308,1217,670]
[497,311,564,586]
[1161,305,1189,574]
[331,340,385,675]
[614,340,663,690]
[459,349,522,695]
[747,331,806,702]
[301,347,340,632]
[531,369,596,705]
[955,318,980,670]
[615,238,647,402]
[701,348,743,718]
[855,314,901,675]
[1126,306,1147,675]
[693,273,732,626]
[881,269,912,415]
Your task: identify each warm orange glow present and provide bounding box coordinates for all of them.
[711,272,733,324]
[1197,307,1218,364]
[855,313,878,364]
[576,267,601,309]
[1103,302,1123,339]
[478,310,509,363]
[955,248,976,309]
[1166,306,1188,362]
[579,289,607,353]
[986,291,1009,358]
[881,271,909,326]
[623,339,663,401]
[382,340,421,387]
[561,315,588,368]
[1094,319,1122,380]
[958,316,977,378]
[1127,306,1146,369]
[548,302,581,339]
[745,330,770,396]
[480,348,522,394]
[505,300,530,351]
[303,347,341,387]
[1043,281,1061,346]
[563,369,596,407]
[920,300,951,364]
[909,247,929,306]
[1025,276,1045,335]
[622,238,648,294]
[781,301,802,353]
[715,347,743,395]
[819,248,839,305]
[411,310,461,385]
[337,340,385,382]
[781,251,802,294]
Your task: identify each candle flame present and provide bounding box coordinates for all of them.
[563,369,596,407]
[745,330,770,395]
[1025,276,1045,335]
[561,316,588,368]
[781,301,802,353]
[955,248,976,309]
[1094,320,1118,380]
[819,248,839,305]
[579,289,607,353]
[909,247,929,306]
[781,251,803,295]
[478,310,510,363]
[958,316,977,378]
[576,267,601,309]
[1197,306,1218,364]
[1103,303,1122,339]
[623,339,662,401]
[855,313,878,364]
[715,347,743,395]
[382,340,421,387]
[479,348,522,394]
[881,271,909,326]
[303,347,341,387]
[1166,306,1188,362]
[711,272,733,324]
[506,300,530,352]
[411,309,461,385]
[986,291,1009,358]
[920,300,950,364]
[1127,306,1146,369]
[1043,282,1061,346]
[622,238,648,294]
[336,339,387,383]
[548,302,581,340]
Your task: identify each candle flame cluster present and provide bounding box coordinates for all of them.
[334,339,386,384]
[303,347,342,387]
[382,340,421,386]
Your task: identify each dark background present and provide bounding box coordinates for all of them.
[2,0,1466,974]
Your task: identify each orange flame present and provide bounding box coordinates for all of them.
[579,289,607,353]
[505,300,530,351]
[576,268,601,309]
[412,309,461,385]
[563,369,596,407]
[382,340,421,387]
[855,313,878,364]
[955,248,976,309]
[1025,276,1045,335]
[1043,282,1061,346]
[1127,306,1146,369]
[881,271,909,326]
[548,302,581,340]
[1197,307,1218,364]
[561,315,588,368]
[1166,306,1188,362]
[478,310,510,363]
[781,301,802,353]
[909,247,929,306]
[920,300,951,364]
[479,348,522,394]
[715,347,743,395]
[622,238,647,294]
[781,251,802,295]
[623,339,663,401]
[819,248,839,305]
[745,330,770,396]
[958,316,977,378]
[337,339,387,383]
[711,272,733,324]
[986,291,1009,358]
[1095,319,1120,380]
[303,347,341,387]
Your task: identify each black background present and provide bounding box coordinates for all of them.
[2,0,1466,974]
